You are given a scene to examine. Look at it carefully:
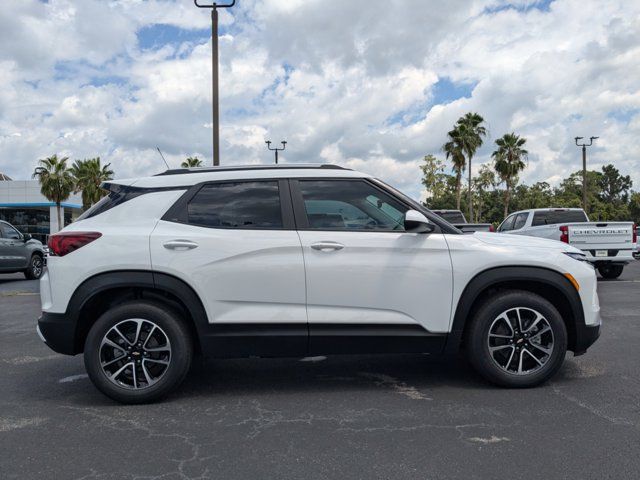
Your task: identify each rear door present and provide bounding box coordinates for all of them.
[291,178,453,355]
[150,179,307,357]
[0,223,28,269]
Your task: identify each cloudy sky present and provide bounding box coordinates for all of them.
[0,0,639,199]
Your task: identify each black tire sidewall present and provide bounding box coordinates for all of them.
[467,291,567,388]
[24,254,43,280]
[598,264,623,279]
[84,302,193,404]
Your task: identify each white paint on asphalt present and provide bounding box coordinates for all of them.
[59,373,89,383]
[300,356,327,362]
[0,417,46,432]
[468,435,510,444]
[361,373,432,400]
[2,354,58,365]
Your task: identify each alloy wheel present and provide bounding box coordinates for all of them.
[487,307,555,375]
[99,319,172,390]
[32,256,43,278]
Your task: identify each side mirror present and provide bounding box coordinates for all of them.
[404,210,435,234]
[23,233,32,242]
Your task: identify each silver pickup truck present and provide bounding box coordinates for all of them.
[497,208,636,279]
[431,210,494,233]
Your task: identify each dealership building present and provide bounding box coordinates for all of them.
[0,173,82,242]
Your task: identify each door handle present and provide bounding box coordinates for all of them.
[310,241,344,252]
[163,240,199,251]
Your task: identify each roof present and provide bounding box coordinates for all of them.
[112,163,369,189]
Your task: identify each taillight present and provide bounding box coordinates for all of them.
[489,225,495,232]
[48,232,102,257]
[633,224,637,244]
[559,225,569,243]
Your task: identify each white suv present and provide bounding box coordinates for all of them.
[37,164,601,403]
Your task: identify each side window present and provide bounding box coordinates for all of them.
[499,214,517,232]
[512,213,528,230]
[187,181,283,229]
[1,224,21,239]
[298,180,408,231]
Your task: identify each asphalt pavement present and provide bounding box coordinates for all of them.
[1,264,639,479]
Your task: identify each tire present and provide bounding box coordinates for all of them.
[466,290,567,388]
[84,301,193,404]
[597,264,624,279]
[24,254,44,280]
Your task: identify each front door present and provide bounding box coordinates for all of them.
[0,223,27,269]
[150,180,307,357]
[290,179,453,355]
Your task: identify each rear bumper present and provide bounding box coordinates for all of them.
[37,312,78,355]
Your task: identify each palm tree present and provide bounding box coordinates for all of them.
[181,157,202,168]
[443,132,466,210]
[71,157,114,210]
[455,112,487,221]
[492,133,528,218]
[32,155,74,232]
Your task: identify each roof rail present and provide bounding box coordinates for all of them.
[154,164,349,176]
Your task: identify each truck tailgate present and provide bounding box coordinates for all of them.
[568,222,635,251]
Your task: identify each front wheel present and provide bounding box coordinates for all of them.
[598,264,624,279]
[466,290,567,388]
[84,302,193,404]
[24,254,44,280]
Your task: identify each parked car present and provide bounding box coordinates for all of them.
[0,220,46,279]
[497,208,636,279]
[431,209,494,233]
[38,164,601,403]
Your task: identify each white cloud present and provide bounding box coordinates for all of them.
[0,0,639,200]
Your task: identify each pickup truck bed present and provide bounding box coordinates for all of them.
[498,208,636,278]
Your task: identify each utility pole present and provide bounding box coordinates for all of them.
[574,136,598,211]
[194,1,236,166]
[265,140,287,164]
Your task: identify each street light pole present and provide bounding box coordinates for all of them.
[574,136,598,211]
[265,140,287,164]
[194,1,236,166]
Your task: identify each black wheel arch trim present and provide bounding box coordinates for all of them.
[444,266,591,355]
[38,270,210,355]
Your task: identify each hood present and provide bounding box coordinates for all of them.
[472,231,582,253]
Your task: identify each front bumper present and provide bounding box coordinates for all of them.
[37,312,78,355]
[572,317,601,356]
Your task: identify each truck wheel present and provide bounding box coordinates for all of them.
[84,301,193,404]
[24,254,44,280]
[597,264,624,279]
[466,290,567,388]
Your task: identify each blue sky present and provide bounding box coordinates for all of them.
[1,0,639,200]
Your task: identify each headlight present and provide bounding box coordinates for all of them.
[563,251,592,266]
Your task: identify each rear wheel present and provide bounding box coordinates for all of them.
[24,254,44,280]
[466,290,567,388]
[597,264,624,279]
[84,302,193,404]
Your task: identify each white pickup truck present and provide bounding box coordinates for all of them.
[497,208,636,279]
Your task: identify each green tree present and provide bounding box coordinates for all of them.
[598,164,632,204]
[70,157,114,210]
[473,164,496,222]
[443,134,466,210]
[181,157,203,168]
[492,133,528,218]
[455,112,487,220]
[629,192,640,224]
[420,154,448,207]
[32,154,74,232]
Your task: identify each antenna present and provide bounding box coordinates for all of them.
[156,147,170,170]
